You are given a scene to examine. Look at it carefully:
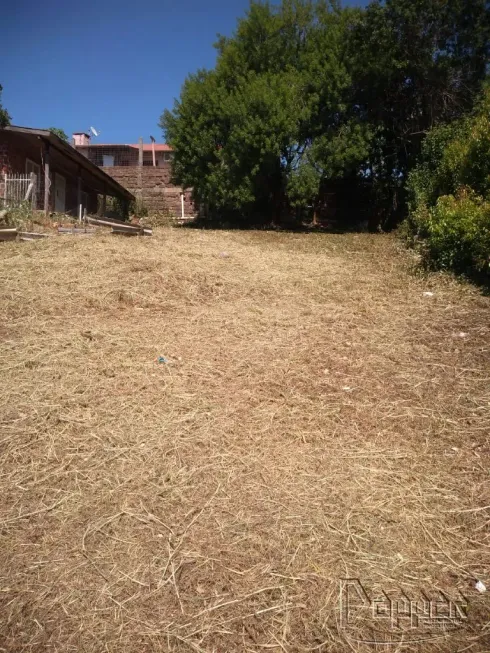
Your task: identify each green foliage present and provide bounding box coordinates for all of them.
[131,197,148,218]
[161,1,364,221]
[49,128,69,142]
[161,0,490,227]
[0,202,33,229]
[413,191,490,274]
[104,196,130,220]
[348,0,490,182]
[0,84,11,128]
[407,88,490,277]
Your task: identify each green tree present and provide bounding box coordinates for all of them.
[161,0,489,227]
[49,127,69,142]
[161,1,356,223]
[0,85,11,128]
[347,0,490,227]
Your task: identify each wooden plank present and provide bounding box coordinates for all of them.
[58,231,96,237]
[111,225,152,236]
[18,231,49,239]
[112,224,152,236]
[87,216,152,236]
[0,228,19,242]
[58,227,96,234]
[111,227,140,236]
[87,216,133,228]
[109,222,142,234]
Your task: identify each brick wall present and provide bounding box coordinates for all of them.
[101,165,196,216]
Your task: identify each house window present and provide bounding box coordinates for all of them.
[102,154,114,167]
[163,152,173,162]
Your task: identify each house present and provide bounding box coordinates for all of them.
[73,133,195,217]
[0,126,134,216]
[73,133,174,168]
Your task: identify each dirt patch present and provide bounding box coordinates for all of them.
[0,228,489,652]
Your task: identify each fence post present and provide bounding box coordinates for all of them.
[77,166,82,213]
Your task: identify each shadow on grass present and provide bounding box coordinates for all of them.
[177,215,373,235]
[408,257,490,296]
[453,270,490,295]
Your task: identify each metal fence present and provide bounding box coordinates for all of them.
[1,173,37,209]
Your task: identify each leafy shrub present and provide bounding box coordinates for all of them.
[414,190,490,274]
[406,87,490,278]
[0,201,33,229]
[140,209,177,229]
[130,198,148,218]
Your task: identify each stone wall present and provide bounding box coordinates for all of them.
[101,165,195,216]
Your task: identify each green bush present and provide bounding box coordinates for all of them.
[405,87,490,279]
[414,190,490,274]
[0,201,33,229]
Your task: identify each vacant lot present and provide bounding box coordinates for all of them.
[1,228,489,652]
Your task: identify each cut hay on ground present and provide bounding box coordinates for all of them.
[0,228,489,652]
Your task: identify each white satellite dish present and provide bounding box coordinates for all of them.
[90,126,99,137]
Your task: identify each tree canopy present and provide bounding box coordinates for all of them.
[0,85,11,129]
[49,128,69,142]
[161,0,489,228]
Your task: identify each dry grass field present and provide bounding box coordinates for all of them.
[0,227,489,652]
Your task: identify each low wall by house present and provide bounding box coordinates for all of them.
[101,165,195,216]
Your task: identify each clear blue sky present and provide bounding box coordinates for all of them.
[3,0,367,144]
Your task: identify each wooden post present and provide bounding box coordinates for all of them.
[31,172,37,207]
[43,143,50,217]
[77,167,82,210]
[101,186,107,218]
